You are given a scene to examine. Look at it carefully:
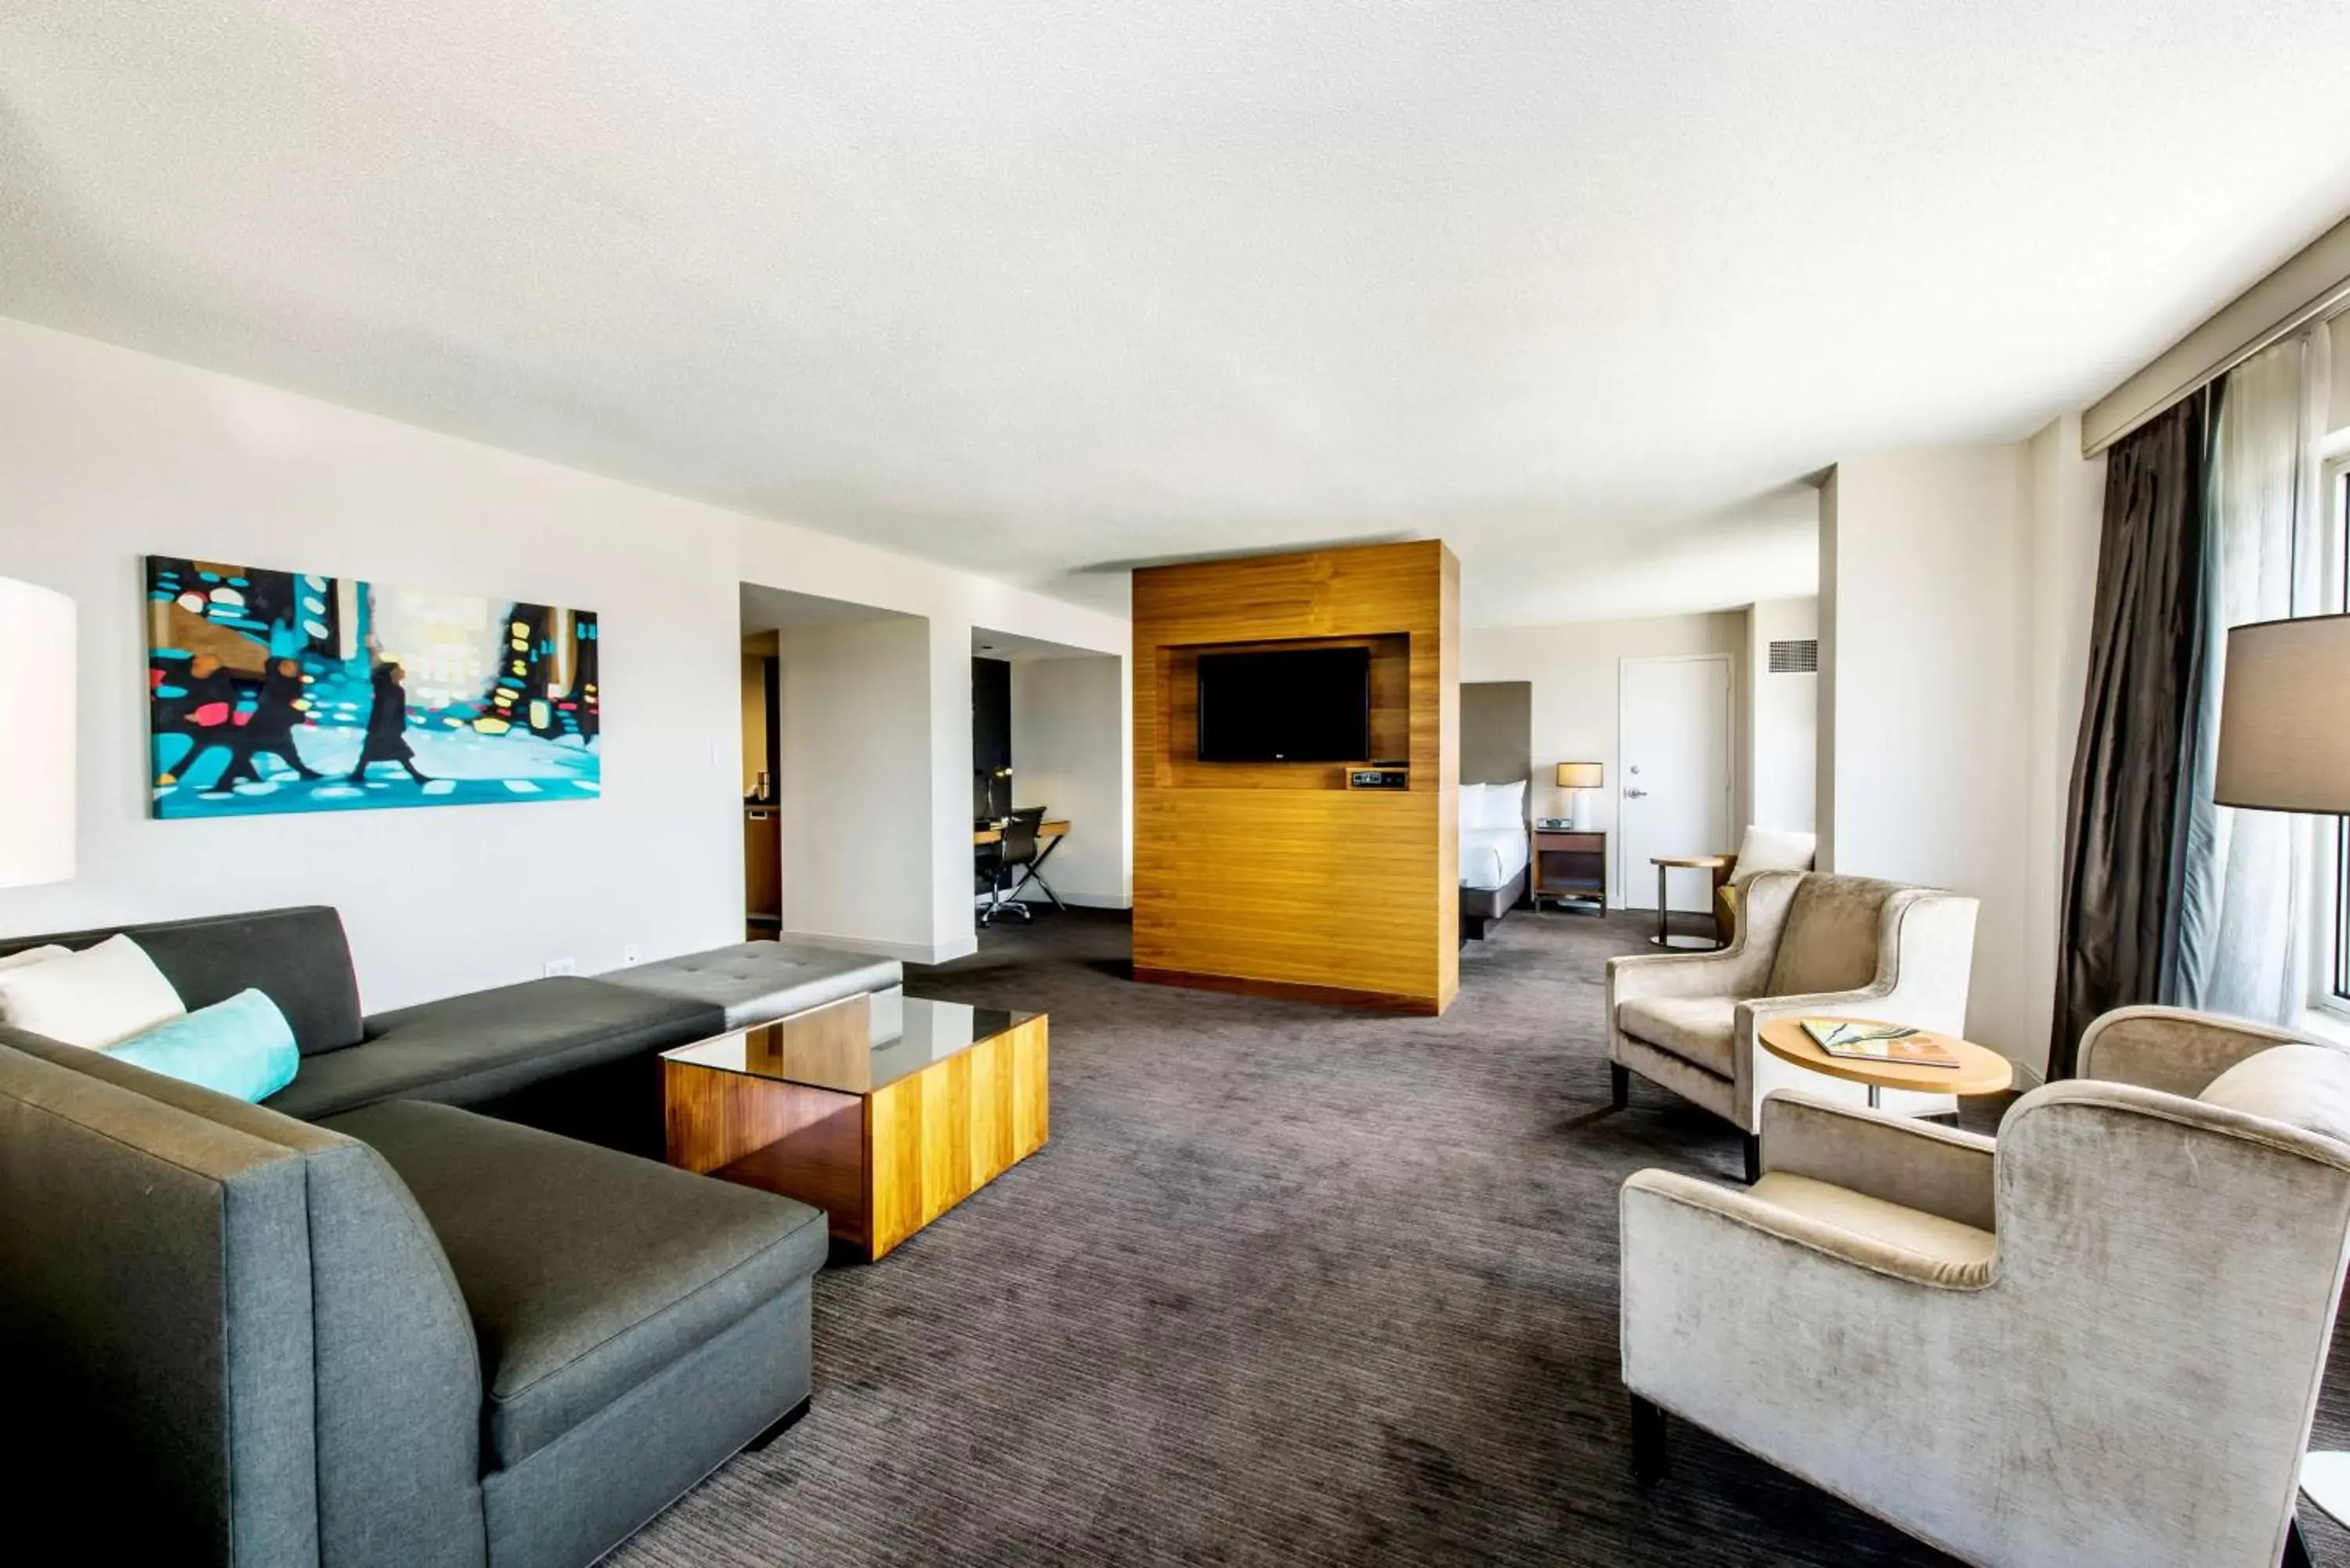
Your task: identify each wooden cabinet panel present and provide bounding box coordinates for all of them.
[1133,542,1458,1013]
[865,1019,1052,1259]
[1009,1017,1050,1158]
[665,1062,870,1245]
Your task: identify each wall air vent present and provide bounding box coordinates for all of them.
[1768,638,1819,674]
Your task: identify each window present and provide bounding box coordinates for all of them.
[2320,458,2350,1013]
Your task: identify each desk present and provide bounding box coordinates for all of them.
[971,819,1070,846]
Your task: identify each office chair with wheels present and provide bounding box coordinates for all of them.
[978,807,1047,926]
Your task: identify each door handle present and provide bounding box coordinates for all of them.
[1625,787,1649,799]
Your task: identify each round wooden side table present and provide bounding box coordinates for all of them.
[1756,1015,2015,1109]
[1648,854,1730,949]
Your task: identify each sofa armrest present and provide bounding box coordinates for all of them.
[1607,945,1770,1003]
[2076,1005,2311,1097]
[1760,1092,1997,1232]
[1622,1167,1991,1290]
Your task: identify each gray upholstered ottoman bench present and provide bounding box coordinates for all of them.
[602,941,902,1030]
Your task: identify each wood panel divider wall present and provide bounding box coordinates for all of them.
[1132,540,1459,1014]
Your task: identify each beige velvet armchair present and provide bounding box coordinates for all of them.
[1606,871,1979,1180]
[1619,1006,2350,1568]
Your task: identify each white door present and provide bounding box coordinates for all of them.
[1617,656,1733,910]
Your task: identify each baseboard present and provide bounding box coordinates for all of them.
[1132,965,1442,1016]
[780,929,975,965]
[2008,1058,2047,1091]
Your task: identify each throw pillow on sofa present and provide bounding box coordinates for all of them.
[0,934,184,1046]
[105,989,298,1103]
[1730,826,1817,886]
[2200,1042,2350,1147]
[0,943,69,973]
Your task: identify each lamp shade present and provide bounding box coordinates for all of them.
[1556,761,1603,789]
[0,576,74,888]
[2216,613,2350,814]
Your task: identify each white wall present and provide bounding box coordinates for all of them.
[0,316,1129,1004]
[1823,444,2037,1062]
[1007,655,1133,909]
[1746,596,1819,833]
[776,616,937,957]
[1462,611,1747,906]
[1817,471,1841,865]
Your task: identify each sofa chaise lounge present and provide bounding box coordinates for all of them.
[0,1023,827,1567]
[0,905,902,1566]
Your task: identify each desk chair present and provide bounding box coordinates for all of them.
[1003,807,1067,913]
[977,807,1048,926]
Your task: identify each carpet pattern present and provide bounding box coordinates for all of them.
[613,909,2350,1566]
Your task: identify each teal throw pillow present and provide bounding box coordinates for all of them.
[106,988,298,1103]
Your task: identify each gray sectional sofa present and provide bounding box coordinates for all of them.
[0,906,899,1567]
[0,906,899,1153]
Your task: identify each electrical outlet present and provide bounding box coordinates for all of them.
[623,944,642,966]
[543,956,577,977]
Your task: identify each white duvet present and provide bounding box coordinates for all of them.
[1459,826,1530,892]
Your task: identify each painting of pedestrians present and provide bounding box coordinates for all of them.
[145,557,600,818]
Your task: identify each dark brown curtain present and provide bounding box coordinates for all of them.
[2050,386,2218,1076]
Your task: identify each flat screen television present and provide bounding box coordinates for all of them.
[1196,647,1372,763]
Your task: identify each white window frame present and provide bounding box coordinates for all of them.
[2305,448,2350,1031]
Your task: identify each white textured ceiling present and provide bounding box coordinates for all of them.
[7,4,2350,627]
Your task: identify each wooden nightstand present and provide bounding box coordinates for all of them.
[1532,829,1607,914]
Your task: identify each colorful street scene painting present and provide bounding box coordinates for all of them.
[146,557,600,818]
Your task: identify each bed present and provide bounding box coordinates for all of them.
[1459,780,1532,941]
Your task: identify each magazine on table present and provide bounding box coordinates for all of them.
[1799,1018,1960,1068]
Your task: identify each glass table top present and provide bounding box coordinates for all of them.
[662,987,1035,1096]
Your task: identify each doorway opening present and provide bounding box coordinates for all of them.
[971,626,1128,924]
[739,583,930,953]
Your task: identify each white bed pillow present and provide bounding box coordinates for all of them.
[0,934,186,1047]
[0,944,70,973]
[1462,780,1525,832]
[1730,826,1817,886]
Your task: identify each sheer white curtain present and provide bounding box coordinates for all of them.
[2177,331,2331,1022]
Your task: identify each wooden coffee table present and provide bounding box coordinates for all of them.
[1757,1014,2013,1108]
[662,988,1048,1261]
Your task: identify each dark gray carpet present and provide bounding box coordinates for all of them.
[614,908,2350,1566]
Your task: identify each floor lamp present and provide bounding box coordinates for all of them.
[2212,611,2350,1535]
[0,576,75,891]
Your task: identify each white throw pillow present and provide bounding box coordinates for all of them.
[0,934,186,1047]
[0,944,69,973]
[1459,783,1491,829]
[2200,1043,2350,1147]
[1730,826,1817,887]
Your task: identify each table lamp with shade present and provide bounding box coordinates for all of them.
[0,576,74,890]
[1557,761,1603,832]
[2211,610,2350,1533]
